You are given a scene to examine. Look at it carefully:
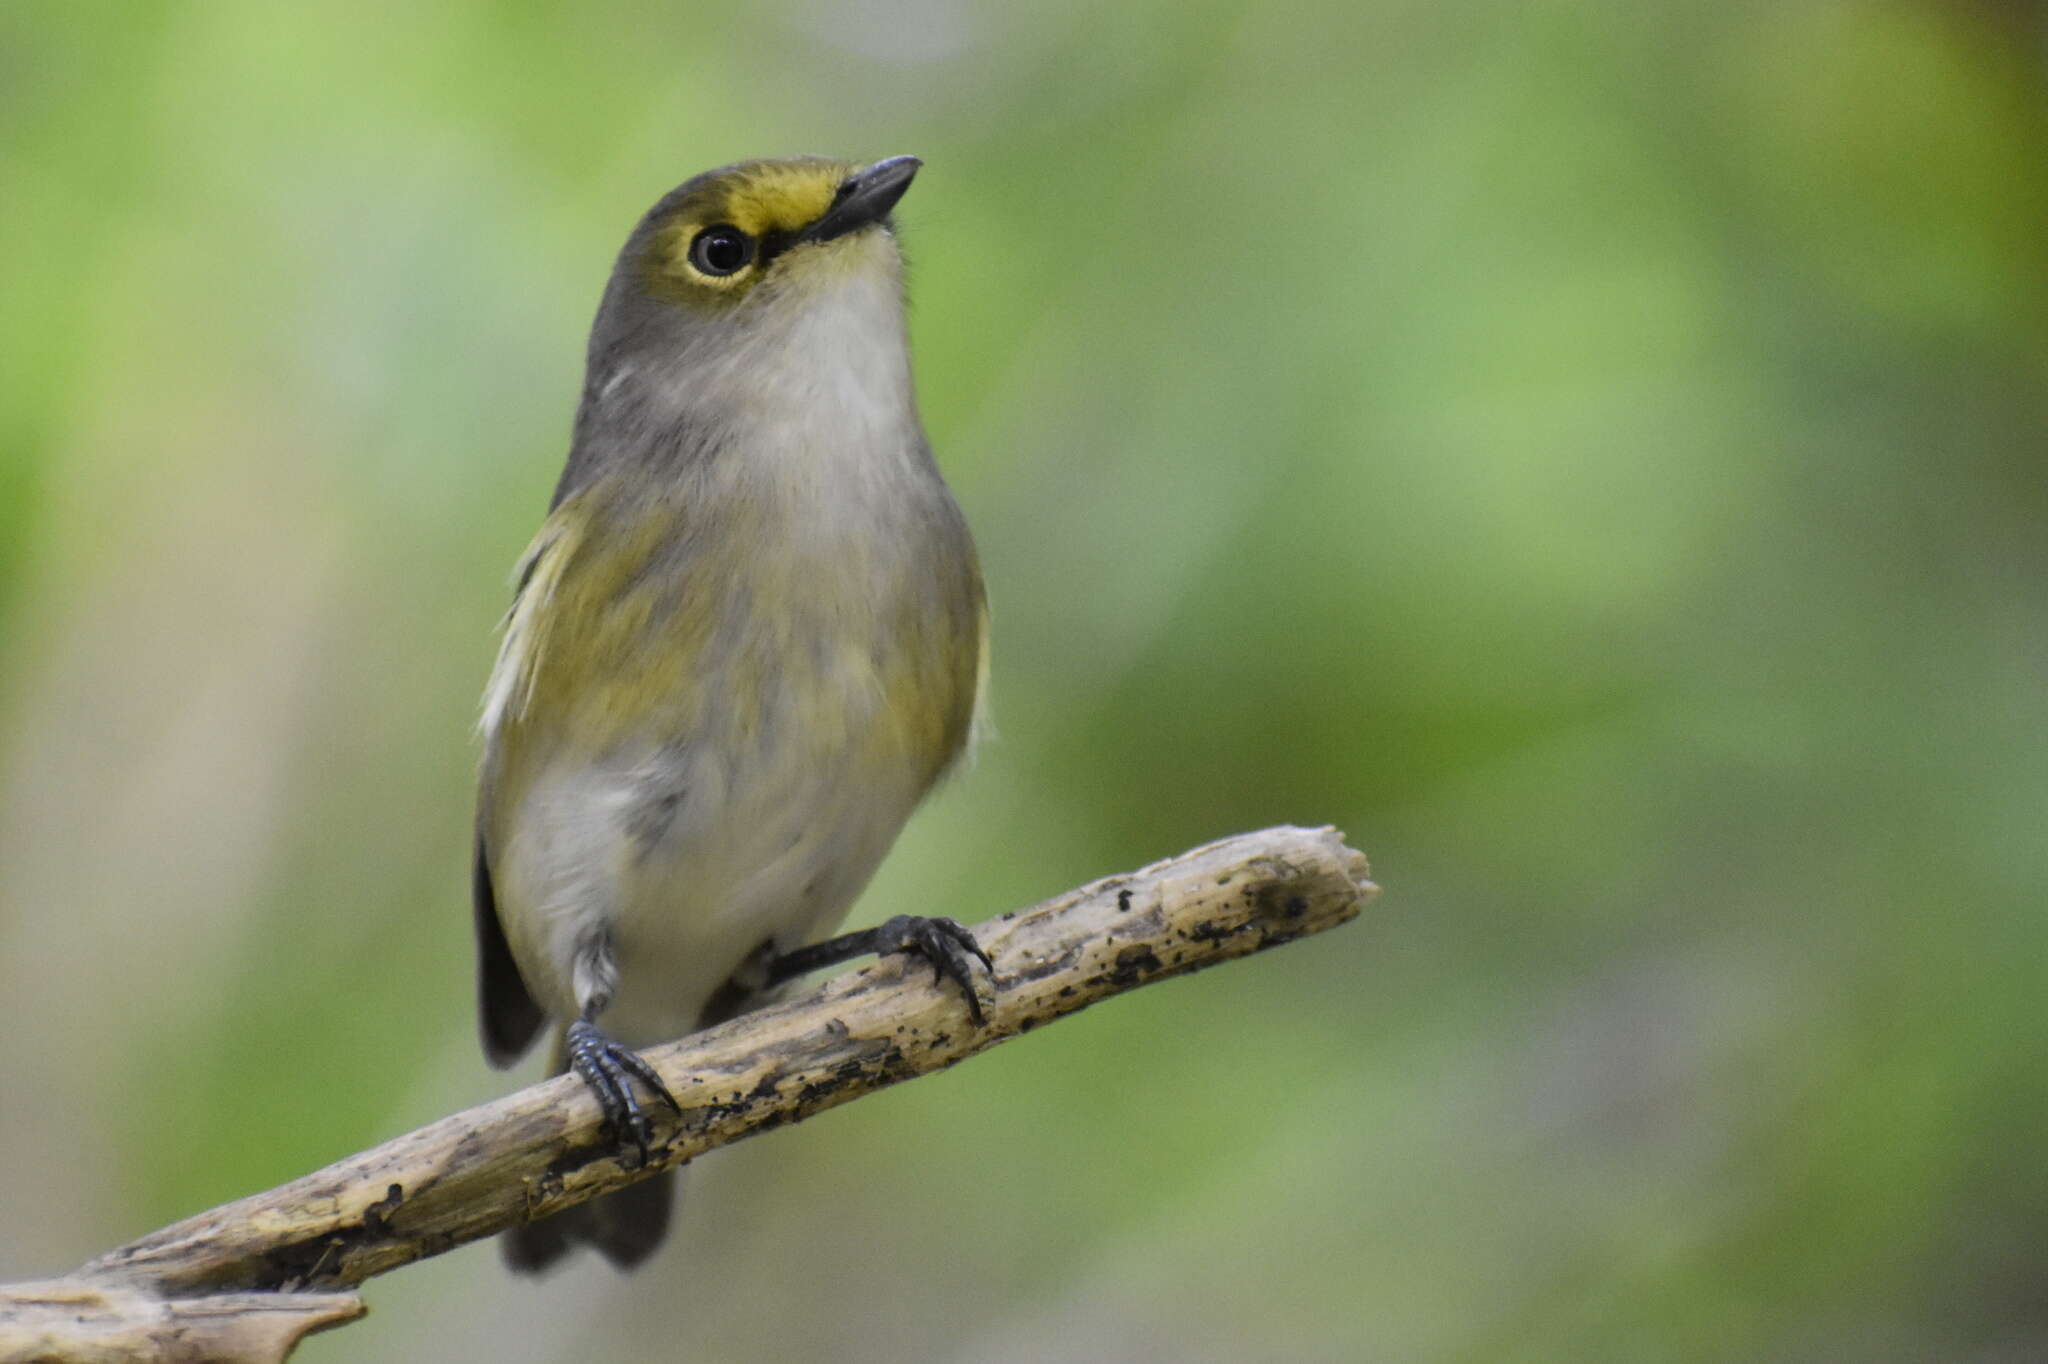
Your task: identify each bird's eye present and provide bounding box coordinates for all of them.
[689,226,755,277]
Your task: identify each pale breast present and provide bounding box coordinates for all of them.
[484,441,981,1043]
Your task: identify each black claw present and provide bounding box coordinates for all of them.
[876,915,995,1024]
[566,1020,679,1168]
[765,914,999,1023]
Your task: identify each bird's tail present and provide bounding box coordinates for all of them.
[502,1168,675,1274]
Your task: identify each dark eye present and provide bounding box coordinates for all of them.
[689,226,755,277]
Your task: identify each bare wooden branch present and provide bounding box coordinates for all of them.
[0,1280,362,1364]
[7,826,1376,1361]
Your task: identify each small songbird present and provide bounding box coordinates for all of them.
[472,155,992,1273]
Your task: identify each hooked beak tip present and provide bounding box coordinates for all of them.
[802,155,922,244]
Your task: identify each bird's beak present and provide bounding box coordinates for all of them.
[800,155,922,244]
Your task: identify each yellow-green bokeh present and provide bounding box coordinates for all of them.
[2,2,2045,1359]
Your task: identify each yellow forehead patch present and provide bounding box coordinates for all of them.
[715,159,852,238]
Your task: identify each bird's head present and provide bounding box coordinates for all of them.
[581,155,925,423]
[629,155,920,313]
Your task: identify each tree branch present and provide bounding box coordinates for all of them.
[3,825,1377,1362]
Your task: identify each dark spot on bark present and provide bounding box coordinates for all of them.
[361,1183,404,1235]
[1117,888,1133,912]
[1087,944,1162,989]
[257,1236,348,1292]
[794,1076,844,1106]
[1188,920,1242,943]
[254,1179,408,1289]
[795,1056,872,1106]
[1251,878,1316,924]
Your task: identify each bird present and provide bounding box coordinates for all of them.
[471,155,992,1273]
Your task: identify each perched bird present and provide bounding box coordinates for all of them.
[472,155,992,1273]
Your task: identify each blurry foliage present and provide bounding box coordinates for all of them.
[2,1,2046,1360]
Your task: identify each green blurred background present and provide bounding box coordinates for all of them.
[3,2,2046,1359]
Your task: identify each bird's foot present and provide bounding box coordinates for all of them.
[565,1019,680,1167]
[768,914,997,1023]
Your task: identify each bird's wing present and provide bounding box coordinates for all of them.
[471,510,588,1066]
[473,830,544,1066]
